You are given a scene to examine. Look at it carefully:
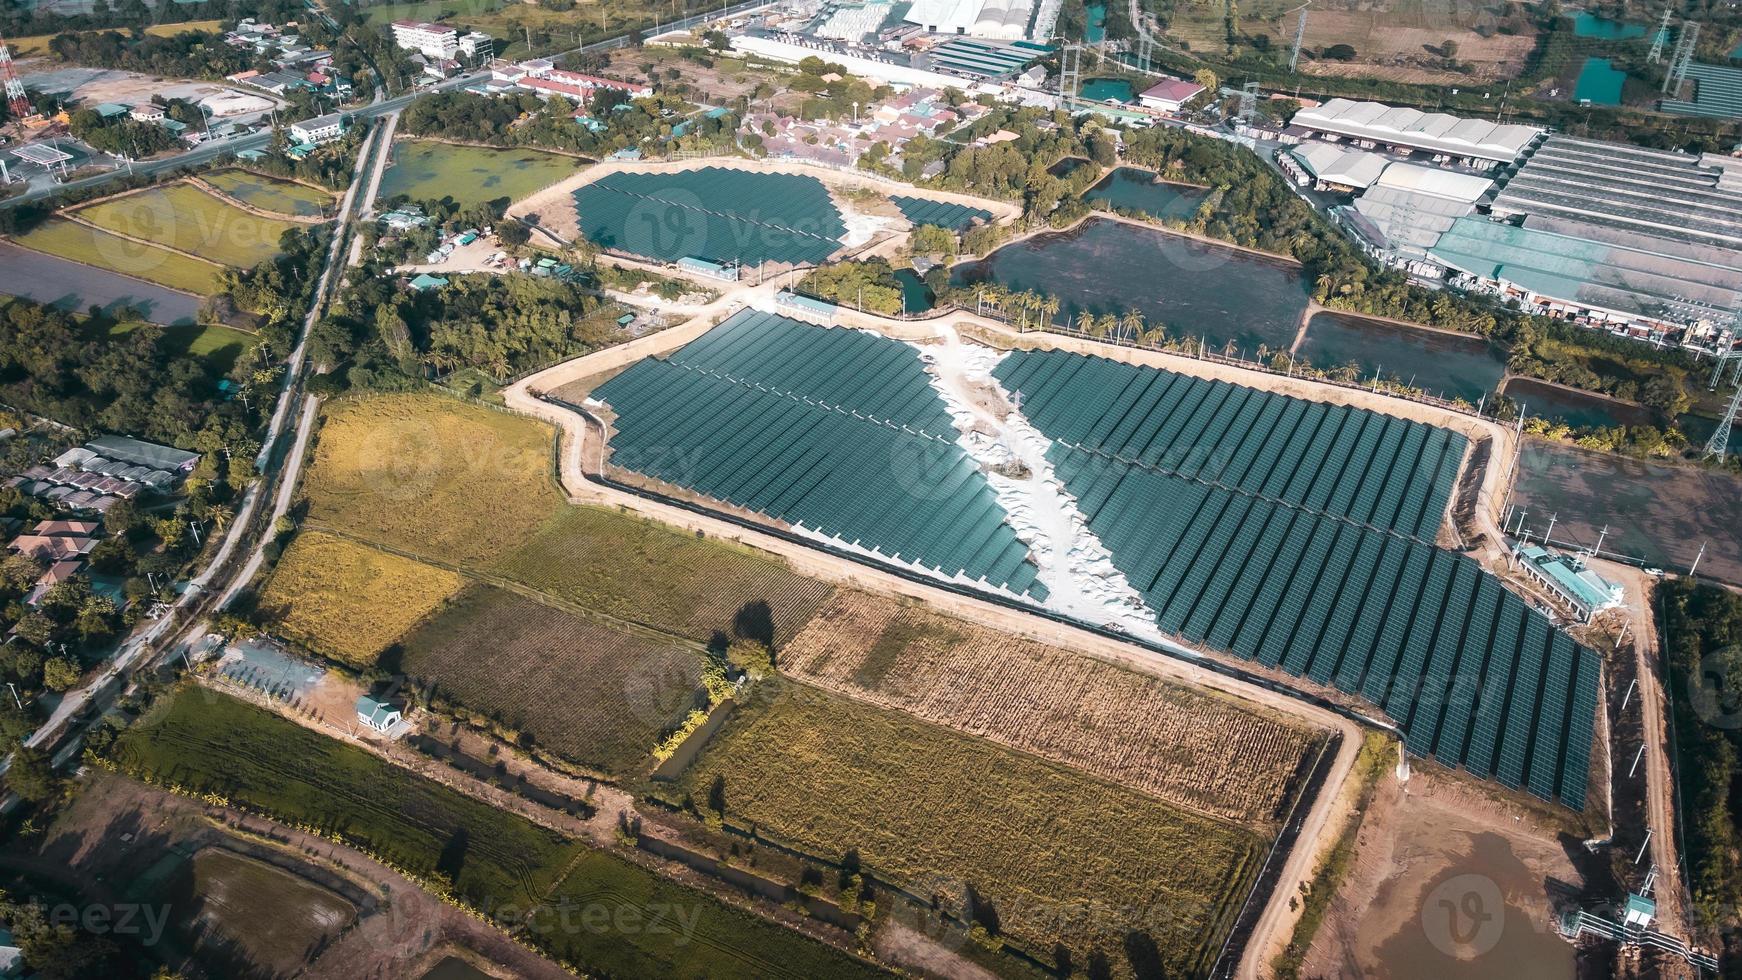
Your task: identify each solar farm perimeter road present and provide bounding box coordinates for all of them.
[0,0,778,210]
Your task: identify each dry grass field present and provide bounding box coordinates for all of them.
[257,531,463,668]
[496,507,836,646]
[400,585,707,773]
[304,394,562,565]
[680,683,1263,978]
[782,591,1323,826]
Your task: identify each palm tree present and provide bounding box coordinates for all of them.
[1075,309,1096,335]
[1120,308,1145,341]
[207,504,235,536]
[1042,294,1060,327]
[1094,313,1117,338]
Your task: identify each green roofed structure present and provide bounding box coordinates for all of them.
[592,310,1047,598]
[1662,62,1742,119]
[993,348,1600,809]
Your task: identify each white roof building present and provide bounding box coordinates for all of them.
[904,0,1034,39]
[1347,161,1493,259]
[1289,143,1388,190]
[1291,98,1543,164]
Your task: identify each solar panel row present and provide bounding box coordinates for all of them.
[594,312,1047,598]
[1004,349,1597,809]
[891,195,995,233]
[574,168,847,266]
[995,349,1465,541]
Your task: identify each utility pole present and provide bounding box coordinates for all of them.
[1691,539,1708,578]
[1289,2,1311,73]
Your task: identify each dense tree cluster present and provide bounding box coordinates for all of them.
[309,273,615,389]
[47,28,255,80]
[67,108,181,158]
[800,260,904,316]
[400,90,739,159]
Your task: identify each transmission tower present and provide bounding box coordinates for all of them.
[1288,1,1311,72]
[1136,34,1155,75]
[1663,21,1700,96]
[1647,6,1673,63]
[0,33,28,120]
[1060,43,1083,111]
[1239,80,1260,121]
[1705,379,1742,464]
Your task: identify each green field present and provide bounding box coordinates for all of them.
[93,320,258,377]
[401,585,706,774]
[75,183,303,268]
[496,507,835,646]
[12,217,226,294]
[533,850,891,980]
[204,169,334,218]
[111,687,893,978]
[678,683,1265,977]
[112,688,583,909]
[378,140,584,210]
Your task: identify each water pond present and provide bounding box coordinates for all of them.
[1296,311,1505,404]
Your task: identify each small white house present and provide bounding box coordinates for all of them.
[289,112,346,146]
[128,103,166,123]
[356,694,403,733]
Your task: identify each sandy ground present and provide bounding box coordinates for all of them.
[15,66,283,123]
[1301,763,1588,980]
[509,155,1021,247]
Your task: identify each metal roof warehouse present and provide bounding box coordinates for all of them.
[1290,98,1543,164]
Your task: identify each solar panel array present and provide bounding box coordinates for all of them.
[573,168,847,266]
[995,349,1598,808]
[595,311,1047,598]
[891,195,994,233]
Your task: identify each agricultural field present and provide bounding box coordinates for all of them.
[678,683,1264,977]
[497,506,836,646]
[11,216,226,294]
[109,687,894,978]
[1159,0,1541,83]
[3,19,225,57]
[203,169,334,218]
[0,241,202,324]
[110,688,585,910]
[73,182,304,268]
[303,394,562,565]
[400,585,707,773]
[782,591,1323,825]
[378,140,585,211]
[532,850,892,980]
[257,531,464,668]
[165,848,358,978]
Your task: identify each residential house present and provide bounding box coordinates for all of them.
[290,112,346,146]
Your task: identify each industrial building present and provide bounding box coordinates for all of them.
[1284,143,1388,192]
[1342,163,1493,264]
[903,0,1035,40]
[1290,98,1543,166]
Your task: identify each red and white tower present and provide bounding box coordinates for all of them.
[0,33,29,119]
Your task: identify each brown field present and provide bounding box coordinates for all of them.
[496,506,836,646]
[304,394,561,565]
[399,584,708,774]
[172,848,358,978]
[781,591,1322,826]
[257,531,464,668]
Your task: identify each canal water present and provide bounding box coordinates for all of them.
[1501,377,1655,429]
[1296,311,1505,404]
[953,217,1310,353]
[1086,167,1213,220]
[893,267,935,314]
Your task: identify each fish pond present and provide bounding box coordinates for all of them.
[1295,311,1505,404]
[379,140,585,210]
[1502,377,1656,429]
[953,217,1310,353]
[1086,167,1212,221]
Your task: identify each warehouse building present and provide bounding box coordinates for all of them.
[1290,98,1543,166]
[1283,142,1388,192]
[1342,162,1493,265]
[1489,135,1742,250]
[904,0,1035,39]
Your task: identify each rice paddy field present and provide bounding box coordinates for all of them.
[399,585,707,773]
[0,241,203,324]
[781,590,1323,825]
[678,682,1265,977]
[379,140,585,210]
[995,349,1600,809]
[166,849,358,978]
[111,687,893,979]
[257,531,464,668]
[203,169,334,218]
[73,182,304,268]
[574,169,846,265]
[10,216,226,294]
[304,394,562,566]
